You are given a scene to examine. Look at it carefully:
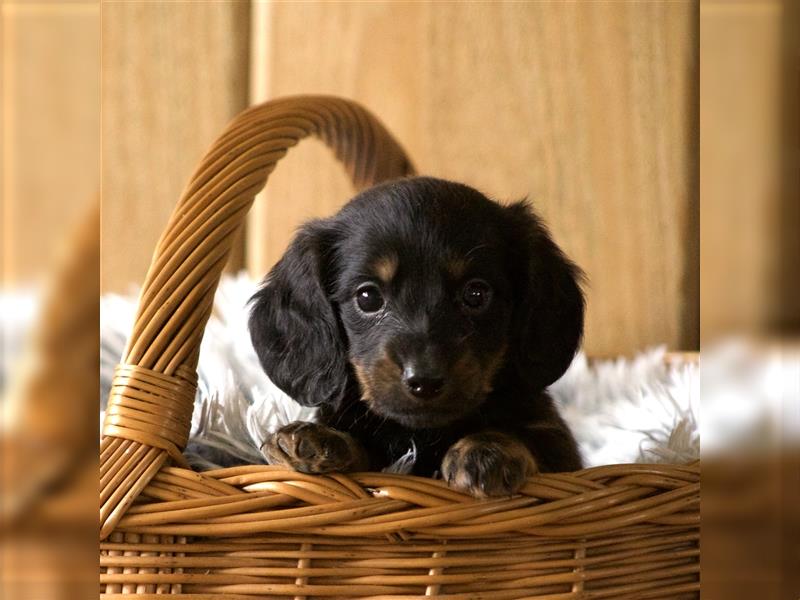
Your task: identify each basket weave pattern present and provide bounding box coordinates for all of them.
[99,96,699,598]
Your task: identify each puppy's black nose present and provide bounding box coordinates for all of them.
[403,368,445,400]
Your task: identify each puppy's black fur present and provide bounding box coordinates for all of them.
[250,177,584,495]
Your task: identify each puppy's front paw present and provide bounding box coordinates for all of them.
[441,432,537,497]
[261,421,368,474]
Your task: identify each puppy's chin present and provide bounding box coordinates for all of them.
[368,390,485,430]
[375,406,461,429]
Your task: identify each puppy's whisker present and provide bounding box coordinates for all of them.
[382,307,414,332]
[457,329,476,344]
[349,407,370,429]
[464,243,490,262]
[373,414,390,436]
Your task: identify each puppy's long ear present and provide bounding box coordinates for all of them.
[505,202,585,391]
[248,220,347,408]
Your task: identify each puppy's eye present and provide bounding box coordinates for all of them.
[355,284,384,313]
[461,279,492,312]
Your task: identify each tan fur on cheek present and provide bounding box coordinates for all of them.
[451,349,480,385]
[369,352,402,395]
[480,343,508,394]
[452,349,487,398]
[353,353,402,405]
[450,344,507,398]
[352,362,373,403]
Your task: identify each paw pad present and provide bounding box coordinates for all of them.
[441,432,537,497]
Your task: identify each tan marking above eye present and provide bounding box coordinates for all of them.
[446,257,468,279]
[372,254,398,283]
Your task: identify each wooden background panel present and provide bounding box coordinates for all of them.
[2,2,99,287]
[249,1,698,355]
[700,0,784,342]
[246,1,426,278]
[101,0,250,293]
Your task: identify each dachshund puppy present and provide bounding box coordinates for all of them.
[249,176,584,496]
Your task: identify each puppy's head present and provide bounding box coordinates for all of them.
[249,177,584,428]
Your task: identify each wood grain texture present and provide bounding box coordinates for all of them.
[249,1,698,356]
[101,0,250,293]
[2,2,99,286]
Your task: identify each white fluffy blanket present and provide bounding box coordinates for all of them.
[99,273,699,471]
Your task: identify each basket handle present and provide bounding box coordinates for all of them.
[100,95,415,539]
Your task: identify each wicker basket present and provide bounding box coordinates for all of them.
[99,96,700,599]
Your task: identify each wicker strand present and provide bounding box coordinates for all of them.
[424,545,446,596]
[293,542,312,600]
[571,544,586,595]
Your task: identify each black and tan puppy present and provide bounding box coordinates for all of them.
[249,176,584,496]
